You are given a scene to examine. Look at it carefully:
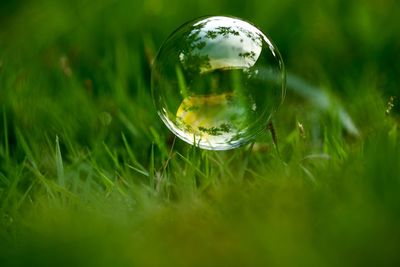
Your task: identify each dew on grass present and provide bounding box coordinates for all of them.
[151,16,286,150]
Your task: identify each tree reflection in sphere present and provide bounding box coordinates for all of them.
[152,16,285,150]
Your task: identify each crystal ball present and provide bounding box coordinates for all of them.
[151,16,285,150]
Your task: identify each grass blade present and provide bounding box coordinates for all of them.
[55,135,65,187]
[3,106,9,163]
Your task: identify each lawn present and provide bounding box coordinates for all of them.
[0,0,399,266]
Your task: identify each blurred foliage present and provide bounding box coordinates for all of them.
[0,0,399,266]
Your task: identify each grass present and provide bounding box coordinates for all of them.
[0,0,400,266]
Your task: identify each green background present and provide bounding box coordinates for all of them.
[0,0,399,266]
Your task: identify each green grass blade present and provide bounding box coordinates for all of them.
[3,106,9,163]
[55,135,65,187]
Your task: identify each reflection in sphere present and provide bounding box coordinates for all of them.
[152,16,285,150]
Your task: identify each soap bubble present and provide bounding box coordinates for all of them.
[152,16,285,150]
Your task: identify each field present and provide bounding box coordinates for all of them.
[0,0,399,266]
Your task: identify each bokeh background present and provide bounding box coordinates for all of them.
[1,0,400,266]
[1,0,399,144]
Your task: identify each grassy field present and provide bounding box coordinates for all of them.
[1,0,400,266]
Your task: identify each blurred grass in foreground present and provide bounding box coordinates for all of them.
[0,0,400,266]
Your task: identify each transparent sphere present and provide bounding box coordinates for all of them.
[151,16,285,150]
